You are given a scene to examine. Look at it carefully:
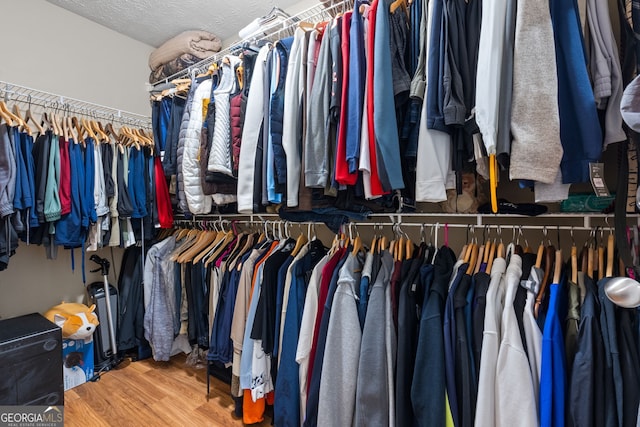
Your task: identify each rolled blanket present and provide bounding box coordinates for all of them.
[149,53,202,83]
[149,30,222,71]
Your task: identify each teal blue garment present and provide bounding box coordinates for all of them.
[44,134,61,222]
[540,278,567,427]
[373,0,405,191]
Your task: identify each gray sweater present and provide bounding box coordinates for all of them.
[355,252,394,427]
[304,20,333,188]
[586,0,626,145]
[318,252,365,427]
[509,0,563,184]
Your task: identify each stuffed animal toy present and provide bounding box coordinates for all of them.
[44,302,99,341]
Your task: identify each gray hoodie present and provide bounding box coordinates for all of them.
[0,125,16,218]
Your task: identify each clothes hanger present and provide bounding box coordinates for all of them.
[606,232,615,278]
[292,222,310,257]
[24,97,44,135]
[474,245,485,274]
[0,101,15,126]
[571,228,578,284]
[405,229,414,260]
[0,100,20,127]
[169,228,201,261]
[202,224,235,267]
[390,0,408,14]
[61,110,70,140]
[486,239,497,273]
[178,229,213,263]
[496,226,505,259]
[535,244,556,317]
[51,110,63,136]
[370,224,379,255]
[11,104,32,135]
[466,242,479,275]
[588,242,595,279]
[179,229,218,264]
[552,249,563,284]
[81,118,97,140]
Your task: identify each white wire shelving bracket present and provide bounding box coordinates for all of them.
[0,80,151,129]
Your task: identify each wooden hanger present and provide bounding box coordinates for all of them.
[236,64,244,91]
[552,249,563,285]
[105,123,118,139]
[24,102,44,135]
[474,245,485,274]
[204,231,236,267]
[535,241,545,269]
[81,118,97,140]
[173,227,190,242]
[466,243,479,275]
[179,230,218,264]
[169,229,201,261]
[405,236,414,260]
[92,120,108,143]
[496,241,505,259]
[197,62,218,78]
[0,102,15,126]
[71,117,85,144]
[390,0,408,14]
[379,232,389,253]
[598,245,605,280]
[11,105,32,135]
[605,234,614,278]
[571,244,578,284]
[580,245,589,274]
[588,245,594,279]
[486,240,497,273]
[535,245,556,317]
[0,101,20,127]
[61,112,69,140]
[370,225,379,255]
[51,112,63,136]
[290,230,308,257]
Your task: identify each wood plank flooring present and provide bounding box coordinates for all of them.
[64,354,272,426]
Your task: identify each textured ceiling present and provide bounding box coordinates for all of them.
[46,0,310,47]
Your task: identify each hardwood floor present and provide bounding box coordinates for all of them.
[64,354,272,426]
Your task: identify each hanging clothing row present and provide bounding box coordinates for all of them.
[0,99,173,273]
[153,0,632,222]
[142,220,640,426]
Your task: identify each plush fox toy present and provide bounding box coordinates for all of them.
[44,302,99,341]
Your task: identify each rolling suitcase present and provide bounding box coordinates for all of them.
[86,281,118,371]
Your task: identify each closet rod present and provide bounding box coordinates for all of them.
[172,219,613,233]
[0,80,151,128]
[150,0,352,86]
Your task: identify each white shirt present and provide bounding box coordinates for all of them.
[495,255,538,426]
[475,257,507,427]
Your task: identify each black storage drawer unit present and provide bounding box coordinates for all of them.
[0,313,63,405]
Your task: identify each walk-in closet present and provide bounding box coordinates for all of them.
[1,0,640,426]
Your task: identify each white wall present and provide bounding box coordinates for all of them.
[0,1,153,115]
[0,0,153,319]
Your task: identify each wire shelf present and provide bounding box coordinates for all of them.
[0,80,151,129]
[150,0,352,86]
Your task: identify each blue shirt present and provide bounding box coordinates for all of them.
[540,279,567,427]
[549,0,602,183]
[373,0,405,191]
